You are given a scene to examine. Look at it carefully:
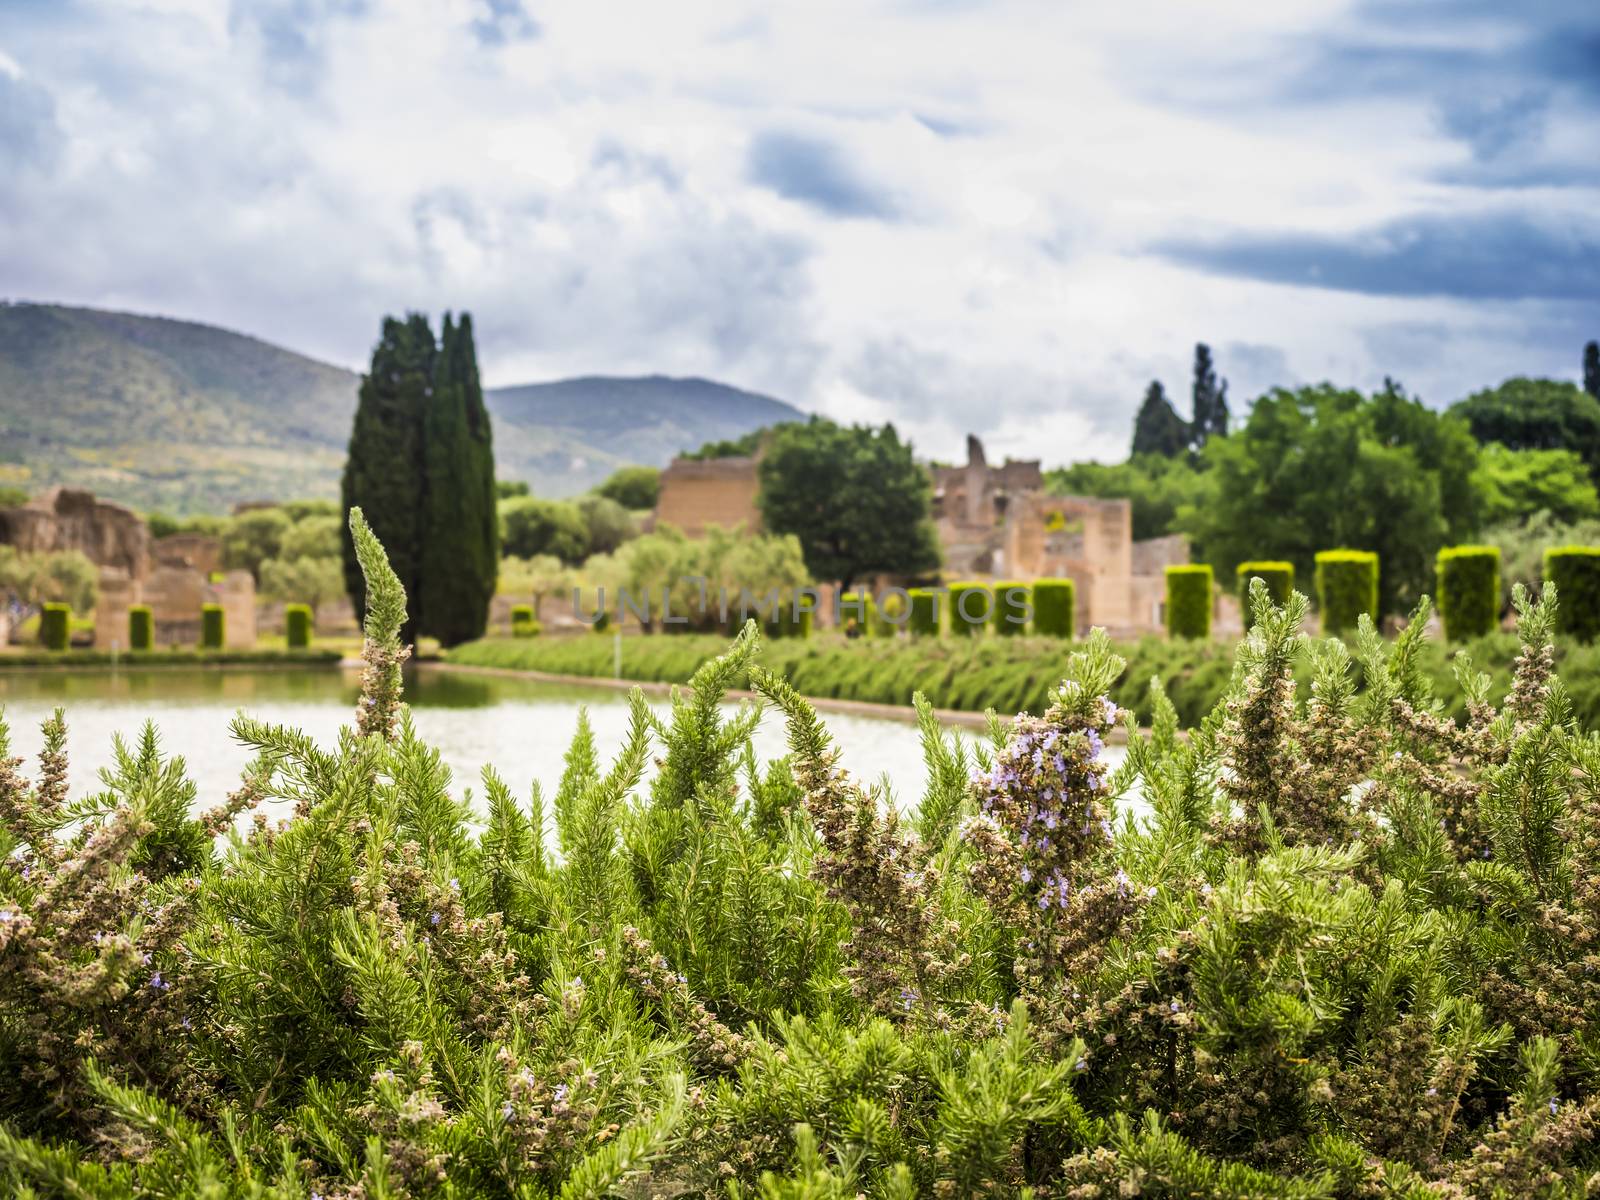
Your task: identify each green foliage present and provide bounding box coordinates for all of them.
[1165,564,1212,638]
[285,603,312,649]
[947,582,990,636]
[258,553,344,613]
[1545,546,1600,642]
[199,603,224,649]
[510,604,540,637]
[573,493,636,557]
[39,602,69,651]
[1130,380,1190,458]
[990,581,1029,637]
[1437,545,1501,641]
[500,495,591,564]
[18,542,1600,1195]
[595,464,661,510]
[1236,561,1293,629]
[1452,376,1600,478]
[127,605,154,651]
[1187,382,1480,616]
[1473,442,1600,525]
[1316,549,1379,635]
[0,546,99,615]
[1587,341,1600,401]
[907,589,940,637]
[1045,454,1210,542]
[220,506,290,577]
[497,479,531,499]
[1032,578,1075,637]
[757,418,940,588]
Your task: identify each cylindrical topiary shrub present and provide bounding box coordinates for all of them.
[991,581,1030,637]
[40,603,70,652]
[1165,565,1212,639]
[1032,579,1075,638]
[948,582,991,636]
[200,603,225,650]
[285,603,313,649]
[509,604,538,638]
[1436,546,1500,641]
[767,595,814,640]
[1315,549,1379,636]
[908,589,940,637]
[1545,546,1600,642]
[128,605,154,652]
[839,592,876,638]
[1236,561,1294,628]
[875,591,905,638]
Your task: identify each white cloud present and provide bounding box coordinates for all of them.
[1,0,1595,469]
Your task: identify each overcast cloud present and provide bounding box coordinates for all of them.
[1,0,1596,465]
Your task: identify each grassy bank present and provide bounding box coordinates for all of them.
[448,627,1600,726]
[0,646,345,669]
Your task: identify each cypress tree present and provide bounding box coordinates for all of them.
[340,314,436,645]
[1585,340,1600,401]
[1130,380,1190,458]
[418,312,499,646]
[1190,343,1229,448]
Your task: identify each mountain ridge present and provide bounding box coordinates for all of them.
[0,302,804,514]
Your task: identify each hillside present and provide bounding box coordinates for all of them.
[0,302,805,514]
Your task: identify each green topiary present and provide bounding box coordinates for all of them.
[200,603,225,650]
[1235,561,1294,629]
[1032,579,1075,638]
[510,604,539,638]
[908,589,940,637]
[128,605,154,652]
[1315,549,1379,635]
[839,591,876,638]
[1165,565,1212,639]
[40,602,70,652]
[875,590,905,638]
[766,593,814,640]
[285,603,313,649]
[1436,546,1500,641]
[948,582,991,636]
[991,581,1030,637]
[1545,546,1600,642]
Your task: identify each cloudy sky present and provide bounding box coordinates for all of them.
[2,0,1597,465]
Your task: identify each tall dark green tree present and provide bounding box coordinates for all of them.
[1189,343,1229,448]
[1585,340,1600,400]
[340,314,435,644]
[1130,380,1190,458]
[341,312,498,647]
[417,312,499,646]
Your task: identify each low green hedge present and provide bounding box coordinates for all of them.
[1165,565,1212,639]
[40,603,70,652]
[1316,550,1379,636]
[510,604,539,639]
[129,605,154,652]
[1437,546,1500,641]
[1032,579,1075,638]
[1546,547,1600,643]
[286,604,313,649]
[1236,561,1294,629]
[948,582,991,636]
[200,604,225,650]
[991,581,1030,637]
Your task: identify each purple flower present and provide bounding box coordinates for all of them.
[501,1101,515,1119]
[1075,1057,1088,1071]
[1101,697,1117,722]
[430,912,441,926]
[1550,1099,1559,1115]
[149,972,169,991]
[1019,867,1032,883]
[554,1083,570,1104]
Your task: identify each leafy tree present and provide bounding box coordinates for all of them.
[258,554,344,614]
[756,418,940,589]
[0,546,98,615]
[574,493,636,557]
[1451,377,1600,478]
[1047,455,1214,542]
[1129,381,1190,458]
[417,312,498,647]
[1183,383,1478,615]
[279,513,341,561]
[340,313,435,642]
[1586,340,1600,400]
[0,486,29,508]
[500,495,590,563]
[1475,443,1600,526]
[220,508,291,578]
[497,480,531,499]
[596,465,661,510]
[1189,343,1229,447]
[497,553,574,618]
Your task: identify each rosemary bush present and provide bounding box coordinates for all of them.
[8,516,1600,1197]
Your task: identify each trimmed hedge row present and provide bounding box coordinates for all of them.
[510,604,539,638]
[991,581,1030,637]
[200,604,225,650]
[1033,579,1075,638]
[129,605,154,651]
[1165,565,1212,639]
[40,603,70,652]
[1546,547,1600,643]
[1316,550,1378,635]
[948,582,991,636]
[908,589,940,637]
[1437,546,1500,641]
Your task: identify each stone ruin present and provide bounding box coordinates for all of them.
[0,487,256,649]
